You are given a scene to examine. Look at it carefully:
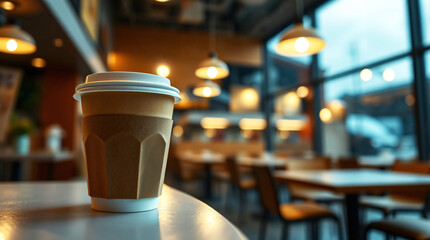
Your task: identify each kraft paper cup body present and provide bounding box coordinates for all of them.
[74,72,181,213]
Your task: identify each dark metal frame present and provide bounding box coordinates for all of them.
[263,0,430,159]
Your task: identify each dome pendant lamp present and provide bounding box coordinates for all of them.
[0,20,36,55]
[193,80,221,98]
[275,0,325,57]
[194,5,229,80]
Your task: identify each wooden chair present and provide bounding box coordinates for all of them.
[337,156,360,169]
[360,161,430,219]
[252,165,343,240]
[364,218,430,240]
[225,156,256,222]
[285,157,343,204]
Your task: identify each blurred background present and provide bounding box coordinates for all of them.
[0,0,430,238]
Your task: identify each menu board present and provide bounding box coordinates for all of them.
[0,67,23,143]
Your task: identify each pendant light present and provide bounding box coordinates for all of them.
[194,5,229,80]
[0,20,36,55]
[275,0,325,57]
[193,80,221,98]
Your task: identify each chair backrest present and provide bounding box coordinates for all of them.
[285,157,331,192]
[337,156,360,169]
[286,157,331,171]
[225,156,241,186]
[252,165,281,216]
[390,161,430,203]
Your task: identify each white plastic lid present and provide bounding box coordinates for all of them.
[73,72,182,104]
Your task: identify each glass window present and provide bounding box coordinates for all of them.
[317,0,411,76]
[421,0,430,45]
[323,57,417,160]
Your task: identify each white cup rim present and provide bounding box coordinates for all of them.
[73,72,182,104]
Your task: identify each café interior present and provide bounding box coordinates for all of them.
[1,0,430,239]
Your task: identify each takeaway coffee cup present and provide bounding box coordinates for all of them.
[73,72,181,212]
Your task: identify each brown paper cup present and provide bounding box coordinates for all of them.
[74,72,181,212]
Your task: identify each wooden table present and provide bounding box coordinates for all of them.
[0,181,246,240]
[180,153,224,199]
[359,155,395,170]
[274,169,430,240]
[236,155,286,168]
[0,151,74,180]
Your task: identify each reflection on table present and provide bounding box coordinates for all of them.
[0,181,246,240]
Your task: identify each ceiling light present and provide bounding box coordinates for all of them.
[383,68,395,82]
[0,24,36,54]
[195,53,229,80]
[156,64,170,78]
[276,23,325,56]
[195,6,229,79]
[193,80,221,98]
[31,58,46,68]
[0,1,15,11]
[296,86,309,98]
[360,68,372,82]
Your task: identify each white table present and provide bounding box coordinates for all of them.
[0,181,247,240]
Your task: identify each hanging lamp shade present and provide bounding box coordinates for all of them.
[193,80,221,98]
[195,53,229,80]
[0,24,36,54]
[275,23,325,57]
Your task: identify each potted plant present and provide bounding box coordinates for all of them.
[9,114,35,155]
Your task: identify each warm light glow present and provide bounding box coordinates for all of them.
[204,129,216,138]
[0,1,15,10]
[276,119,306,131]
[328,100,345,120]
[239,118,267,130]
[156,65,170,77]
[6,39,17,51]
[207,67,218,79]
[31,58,46,68]
[284,91,301,114]
[172,125,184,137]
[176,92,191,109]
[360,68,372,82]
[201,117,230,129]
[279,131,290,140]
[107,52,116,68]
[193,81,221,98]
[241,130,253,139]
[296,86,309,98]
[294,37,309,53]
[383,68,395,82]
[155,0,169,2]
[202,87,212,97]
[53,38,63,47]
[405,94,415,106]
[195,57,229,80]
[0,25,37,54]
[275,24,325,56]
[319,108,333,123]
